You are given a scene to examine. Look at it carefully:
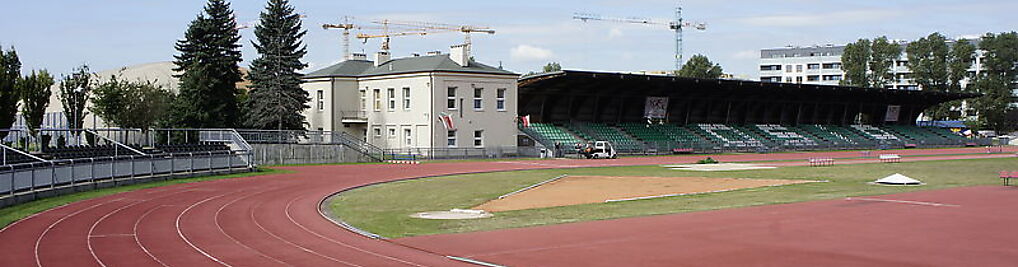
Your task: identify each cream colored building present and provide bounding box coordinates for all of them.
[301,45,519,150]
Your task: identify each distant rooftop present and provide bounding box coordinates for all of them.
[304,54,516,79]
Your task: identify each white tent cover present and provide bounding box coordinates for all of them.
[874,173,923,185]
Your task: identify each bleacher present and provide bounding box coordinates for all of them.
[522,122,974,154]
[44,144,143,160]
[524,123,586,147]
[156,141,231,154]
[2,150,42,165]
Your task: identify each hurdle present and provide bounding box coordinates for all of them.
[808,157,834,167]
[386,153,420,164]
[879,154,901,163]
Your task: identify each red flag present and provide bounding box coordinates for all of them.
[440,113,456,130]
[521,115,531,127]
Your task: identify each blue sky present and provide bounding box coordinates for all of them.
[3,0,1017,79]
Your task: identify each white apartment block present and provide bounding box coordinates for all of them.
[759,43,988,91]
[301,45,520,150]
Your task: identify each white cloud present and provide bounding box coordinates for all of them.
[510,44,555,62]
[738,9,901,27]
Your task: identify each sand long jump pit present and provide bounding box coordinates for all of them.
[474,175,819,212]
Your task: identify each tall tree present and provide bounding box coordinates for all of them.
[169,0,243,128]
[92,74,174,131]
[676,54,723,79]
[0,47,19,138]
[18,70,54,135]
[971,32,1018,131]
[906,33,977,120]
[58,65,94,129]
[868,36,902,88]
[840,39,871,87]
[244,0,309,130]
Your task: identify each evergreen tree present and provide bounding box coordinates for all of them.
[0,47,19,138]
[59,64,94,129]
[18,70,54,136]
[243,0,309,130]
[170,0,243,128]
[676,54,723,79]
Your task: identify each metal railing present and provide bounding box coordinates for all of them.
[382,146,541,160]
[236,129,383,161]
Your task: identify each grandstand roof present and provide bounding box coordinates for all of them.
[518,70,980,125]
[304,55,516,79]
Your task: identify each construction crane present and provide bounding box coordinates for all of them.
[573,5,706,71]
[347,18,494,54]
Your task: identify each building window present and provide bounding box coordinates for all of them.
[404,128,412,146]
[761,76,781,82]
[760,65,781,71]
[807,75,820,81]
[795,76,803,83]
[447,87,457,110]
[496,88,506,111]
[795,65,803,72]
[785,77,793,83]
[473,88,483,110]
[822,75,843,81]
[373,127,381,138]
[473,130,483,147]
[388,127,396,139]
[387,88,396,110]
[316,90,324,110]
[785,65,792,73]
[822,63,841,70]
[807,64,820,70]
[359,89,366,111]
[402,87,410,110]
[447,130,457,147]
[373,89,381,111]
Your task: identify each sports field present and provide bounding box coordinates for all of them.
[330,157,1015,238]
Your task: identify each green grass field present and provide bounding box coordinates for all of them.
[330,157,1015,238]
[0,168,289,229]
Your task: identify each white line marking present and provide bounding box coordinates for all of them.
[35,198,123,267]
[845,197,960,207]
[176,193,233,267]
[251,197,363,267]
[134,206,170,267]
[285,196,426,267]
[89,234,135,237]
[214,190,293,266]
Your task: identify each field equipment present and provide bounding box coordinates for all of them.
[579,141,617,159]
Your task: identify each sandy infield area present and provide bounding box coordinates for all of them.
[474,175,814,212]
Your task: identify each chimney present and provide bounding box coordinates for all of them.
[449,44,470,67]
[349,53,367,61]
[374,51,391,67]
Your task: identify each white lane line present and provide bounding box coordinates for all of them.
[34,198,123,267]
[176,193,233,267]
[214,189,293,267]
[89,234,135,237]
[134,206,170,267]
[845,197,960,207]
[250,197,363,267]
[88,190,194,267]
[285,196,426,267]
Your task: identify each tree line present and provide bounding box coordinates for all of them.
[0,0,310,138]
[841,32,1017,131]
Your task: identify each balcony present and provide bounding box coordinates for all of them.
[340,110,368,123]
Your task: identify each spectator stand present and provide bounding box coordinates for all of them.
[808,157,834,167]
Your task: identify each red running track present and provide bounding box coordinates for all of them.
[0,147,1014,267]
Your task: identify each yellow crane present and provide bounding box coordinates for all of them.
[354,18,495,53]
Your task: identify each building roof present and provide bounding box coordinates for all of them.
[303,54,516,79]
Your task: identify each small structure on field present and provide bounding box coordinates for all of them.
[411,209,493,220]
[871,173,924,186]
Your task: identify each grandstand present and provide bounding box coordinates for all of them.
[518,70,983,154]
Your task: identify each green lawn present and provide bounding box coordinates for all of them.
[0,168,290,228]
[330,157,1015,238]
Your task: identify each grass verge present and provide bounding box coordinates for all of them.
[0,168,290,228]
[330,157,1015,238]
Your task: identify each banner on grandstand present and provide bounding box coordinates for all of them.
[644,97,669,119]
[519,115,531,127]
[884,105,901,122]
